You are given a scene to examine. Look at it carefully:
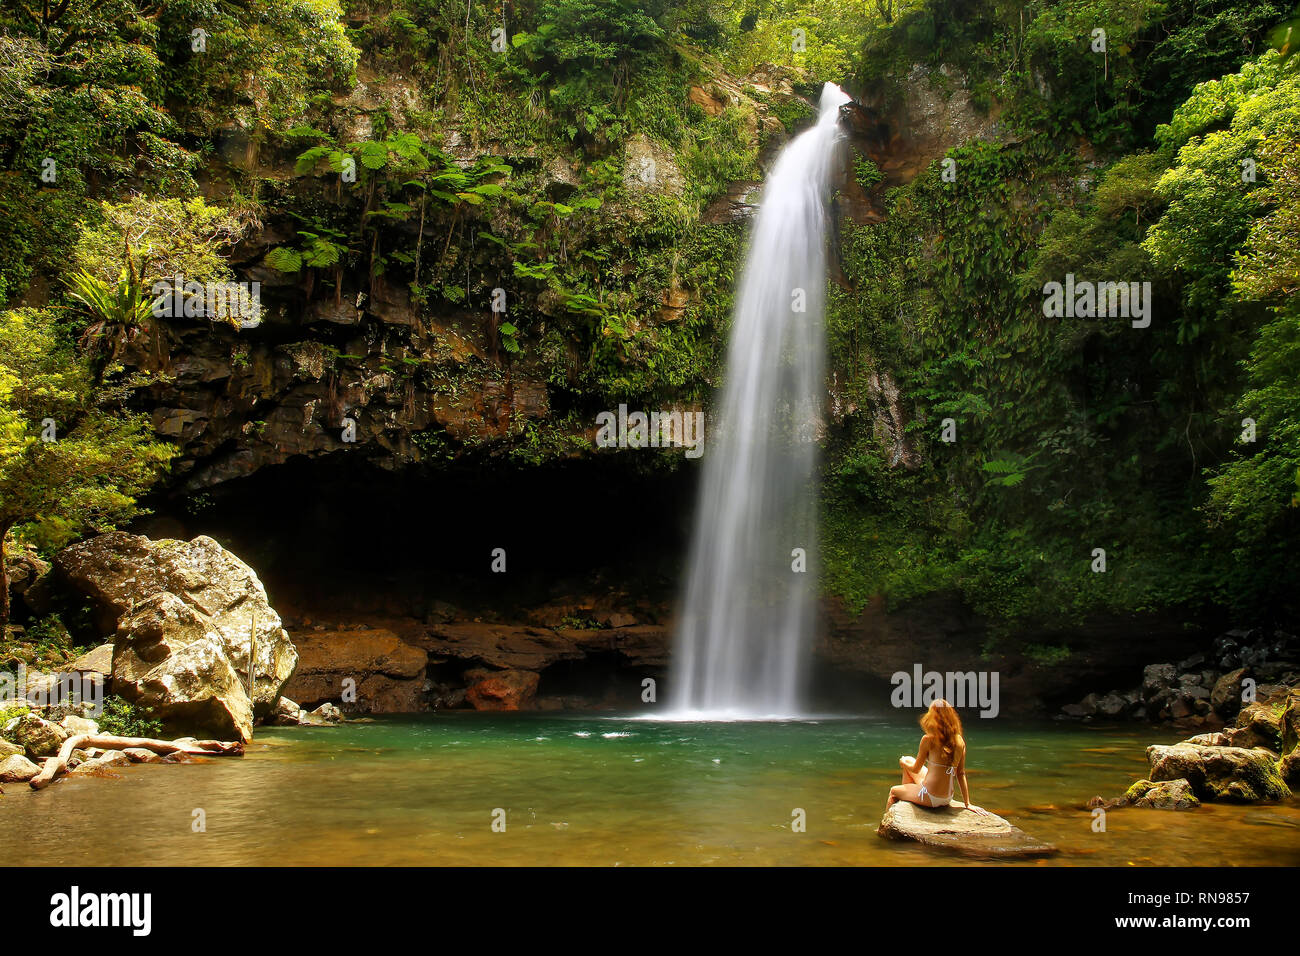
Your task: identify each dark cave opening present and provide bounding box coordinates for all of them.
[134,454,699,626]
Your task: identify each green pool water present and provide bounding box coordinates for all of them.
[4,713,1298,866]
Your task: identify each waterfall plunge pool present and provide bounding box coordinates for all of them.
[4,713,1297,866]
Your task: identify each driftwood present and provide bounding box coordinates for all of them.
[30,734,244,790]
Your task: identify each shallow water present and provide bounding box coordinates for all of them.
[4,713,1297,866]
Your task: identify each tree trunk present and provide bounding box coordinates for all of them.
[31,734,244,790]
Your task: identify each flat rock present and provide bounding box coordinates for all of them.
[69,643,114,676]
[878,801,1058,859]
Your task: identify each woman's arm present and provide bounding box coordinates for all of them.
[901,735,929,775]
[955,743,988,814]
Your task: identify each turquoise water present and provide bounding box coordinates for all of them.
[4,713,1297,866]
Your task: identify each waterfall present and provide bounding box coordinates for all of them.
[669,82,850,718]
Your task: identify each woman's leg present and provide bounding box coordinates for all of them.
[888,783,927,809]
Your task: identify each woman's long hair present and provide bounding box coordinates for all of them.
[920,699,963,762]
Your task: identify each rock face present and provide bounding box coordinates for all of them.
[878,801,1057,859]
[282,628,426,713]
[464,668,540,711]
[1147,743,1290,802]
[56,532,299,742]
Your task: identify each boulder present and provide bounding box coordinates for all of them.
[69,644,114,677]
[1141,663,1177,701]
[1097,693,1128,717]
[59,715,100,736]
[464,669,540,711]
[1280,748,1300,788]
[112,592,255,742]
[266,696,305,726]
[0,739,24,758]
[4,713,67,758]
[306,702,342,724]
[56,532,300,740]
[1147,743,1290,802]
[1124,778,1199,809]
[1281,689,1300,754]
[0,753,41,782]
[877,801,1057,858]
[282,628,426,713]
[1235,702,1282,751]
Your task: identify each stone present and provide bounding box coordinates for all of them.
[56,532,300,741]
[71,750,132,776]
[1184,732,1231,746]
[112,592,255,742]
[282,628,426,713]
[1280,749,1300,788]
[1211,668,1248,718]
[69,643,114,676]
[1124,778,1200,809]
[1097,693,1127,717]
[1142,663,1177,700]
[266,696,305,726]
[0,753,42,782]
[1061,703,1090,718]
[306,702,342,724]
[464,669,540,711]
[1235,702,1282,751]
[4,713,67,758]
[1281,689,1300,754]
[1147,743,1290,802]
[0,738,23,757]
[60,715,100,736]
[123,748,164,763]
[877,801,1057,858]
[622,134,685,197]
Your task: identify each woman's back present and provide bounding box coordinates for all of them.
[923,734,964,798]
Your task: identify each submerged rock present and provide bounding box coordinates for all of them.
[56,532,300,742]
[877,801,1057,858]
[1147,743,1290,802]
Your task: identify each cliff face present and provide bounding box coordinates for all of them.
[131,61,993,496]
[106,59,1068,712]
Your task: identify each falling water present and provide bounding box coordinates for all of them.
[670,82,851,719]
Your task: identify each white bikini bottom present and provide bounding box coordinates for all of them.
[917,785,952,807]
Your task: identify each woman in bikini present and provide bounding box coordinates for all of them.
[886,698,989,815]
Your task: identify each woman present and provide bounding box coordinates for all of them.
[886,698,989,814]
